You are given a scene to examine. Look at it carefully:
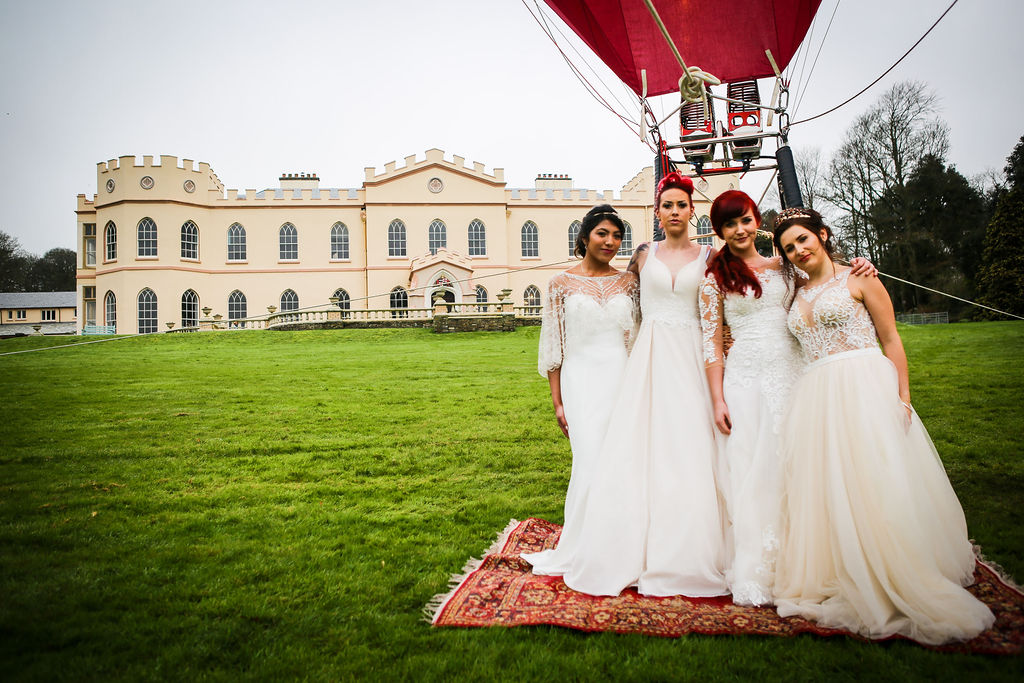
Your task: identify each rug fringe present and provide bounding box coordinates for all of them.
[423,518,521,625]
[974,543,1024,596]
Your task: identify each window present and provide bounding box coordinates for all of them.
[428,219,446,254]
[227,223,246,261]
[83,286,96,326]
[280,289,299,312]
[105,221,117,260]
[228,290,246,325]
[84,223,96,266]
[696,216,713,246]
[279,223,298,260]
[524,285,542,307]
[137,217,157,257]
[388,219,406,257]
[620,221,634,257]
[137,288,157,333]
[475,285,487,303]
[568,220,581,257]
[389,287,408,318]
[181,220,199,259]
[521,221,538,258]
[331,222,350,260]
[468,219,486,256]
[181,289,199,328]
[104,291,116,327]
[42,309,56,321]
[16,310,26,320]
[333,288,351,318]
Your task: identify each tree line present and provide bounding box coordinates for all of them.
[776,80,1023,320]
[0,232,76,293]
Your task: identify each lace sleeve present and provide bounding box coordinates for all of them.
[538,277,566,376]
[699,275,725,367]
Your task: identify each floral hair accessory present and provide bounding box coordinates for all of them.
[777,207,814,221]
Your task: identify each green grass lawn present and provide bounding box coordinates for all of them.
[1,323,1022,681]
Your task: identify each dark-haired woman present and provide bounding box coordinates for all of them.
[522,205,639,576]
[562,172,730,597]
[771,208,993,644]
[700,191,876,606]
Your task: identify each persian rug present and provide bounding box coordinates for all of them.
[426,518,1024,655]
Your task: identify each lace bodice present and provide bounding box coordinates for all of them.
[640,243,709,328]
[787,269,878,363]
[538,270,640,375]
[699,259,797,368]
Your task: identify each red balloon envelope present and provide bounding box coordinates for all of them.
[542,0,822,96]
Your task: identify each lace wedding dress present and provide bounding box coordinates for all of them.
[522,270,639,575]
[773,269,994,644]
[561,243,730,597]
[699,259,804,606]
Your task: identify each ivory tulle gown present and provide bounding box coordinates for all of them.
[773,269,994,644]
[699,259,804,606]
[521,271,639,575]
[559,243,730,597]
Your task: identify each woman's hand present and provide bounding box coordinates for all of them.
[713,399,732,435]
[849,256,877,277]
[554,404,569,438]
[901,399,913,432]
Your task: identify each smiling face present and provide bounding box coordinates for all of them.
[720,208,760,255]
[778,223,832,275]
[583,219,623,266]
[656,187,693,238]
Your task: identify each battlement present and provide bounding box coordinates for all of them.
[95,154,225,198]
[364,148,505,184]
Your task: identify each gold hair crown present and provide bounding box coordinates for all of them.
[777,207,814,221]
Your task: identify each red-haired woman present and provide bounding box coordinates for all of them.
[770,209,993,644]
[560,172,730,597]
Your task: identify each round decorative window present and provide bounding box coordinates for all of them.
[427,177,444,194]
[183,179,196,193]
[140,175,155,190]
[105,179,115,193]
[727,182,736,190]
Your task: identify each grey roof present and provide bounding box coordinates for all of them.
[0,292,77,308]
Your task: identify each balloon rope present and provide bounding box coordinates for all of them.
[640,0,720,114]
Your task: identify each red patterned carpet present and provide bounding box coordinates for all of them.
[428,518,1024,654]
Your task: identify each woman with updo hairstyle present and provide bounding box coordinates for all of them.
[770,208,993,644]
[547,171,733,598]
[523,204,639,576]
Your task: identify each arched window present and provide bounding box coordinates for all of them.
[468,219,486,256]
[389,286,408,318]
[568,220,581,257]
[521,221,538,258]
[181,289,199,328]
[388,219,406,257]
[331,222,350,260]
[524,285,542,308]
[696,216,713,246]
[137,217,157,257]
[280,289,299,312]
[620,221,634,257]
[279,223,298,260]
[475,285,487,303]
[104,290,116,327]
[227,223,246,261]
[333,287,351,318]
[428,219,447,254]
[228,290,247,325]
[137,288,157,333]
[181,220,199,259]
[104,221,117,261]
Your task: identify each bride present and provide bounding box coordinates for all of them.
[521,205,639,575]
[559,172,730,597]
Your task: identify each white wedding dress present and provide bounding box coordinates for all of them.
[774,269,994,644]
[522,271,639,575]
[699,259,804,606]
[561,243,730,597]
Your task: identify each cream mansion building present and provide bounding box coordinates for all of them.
[75,149,732,334]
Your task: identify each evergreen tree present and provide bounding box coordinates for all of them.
[976,135,1024,318]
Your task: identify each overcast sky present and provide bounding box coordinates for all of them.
[1,0,1020,255]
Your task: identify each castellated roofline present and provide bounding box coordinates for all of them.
[364,148,505,185]
[96,154,225,194]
